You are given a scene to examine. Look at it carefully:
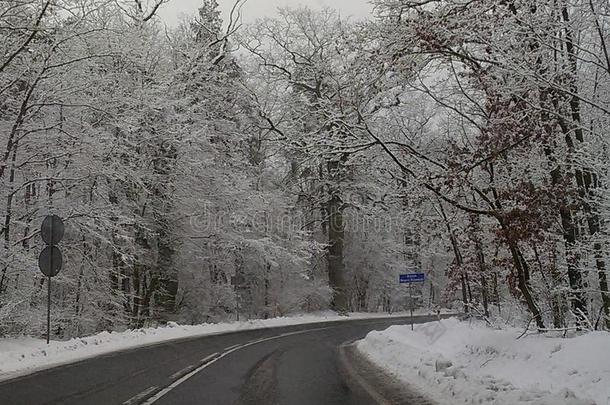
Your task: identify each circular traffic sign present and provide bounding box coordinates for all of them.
[41,215,65,245]
[38,246,63,277]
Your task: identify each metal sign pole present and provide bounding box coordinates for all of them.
[47,220,53,345]
[236,293,240,322]
[409,282,414,331]
[39,214,65,344]
[47,209,51,344]
[47,275,51,344]
[399,273,425,332]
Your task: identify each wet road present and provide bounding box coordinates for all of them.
[0,315,439,405]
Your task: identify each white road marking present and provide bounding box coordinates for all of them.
[169,365,196,380]
[141,326,333,404]
[123,385,158,405]
[222,343,241,353]
[142,352,219,405]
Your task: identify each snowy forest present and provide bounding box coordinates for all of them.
[1,0,609,340]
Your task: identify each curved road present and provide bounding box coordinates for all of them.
[0,315,439,405]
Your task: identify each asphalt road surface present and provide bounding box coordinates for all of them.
[0,315,440,405]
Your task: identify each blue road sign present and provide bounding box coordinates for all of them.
[399,273,425,283]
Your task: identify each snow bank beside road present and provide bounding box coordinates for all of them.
[356,318,610,405]
[0,310,433,382]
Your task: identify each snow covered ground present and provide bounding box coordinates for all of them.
[356,318,610,405]
[0,310,439,382]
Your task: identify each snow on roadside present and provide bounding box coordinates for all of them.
[0,310,437,382]
[356,318,610,405]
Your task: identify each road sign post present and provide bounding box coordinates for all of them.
[409,282,413,330]
[231,274,246,322]
[47,272,51,345]
[399,273,425,331]
[39,215,65,344]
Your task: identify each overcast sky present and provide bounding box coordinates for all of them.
[157,0,374,26]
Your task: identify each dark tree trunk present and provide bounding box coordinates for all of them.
[465,273,473,307]
[327,191,347,312]
[460,275,469,314]
[558,4,607,327]
[155,219,178,318]
[438,203,469,313]
[326,158,347,313]
[503,228,545,329]
[533,243,564,328]
[492,271,501,315]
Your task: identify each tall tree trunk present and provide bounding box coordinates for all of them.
[470,212,490,317]
[155,220,178,318]
[557,3,610,327]
[460,275,469,314]
[0,141,19,304]
[502,226,545,329]
[437,203,469,313]
[470,208,489,317]
[478,257,490,318]
[327,187,347,312]
[473,237,490,317]
[486,166,544,326]
[465,273,473,306]
[492,271,501,315]
[533,243,564,328]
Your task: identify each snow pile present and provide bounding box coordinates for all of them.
[356,318,610,405]
[0,310,425,382]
